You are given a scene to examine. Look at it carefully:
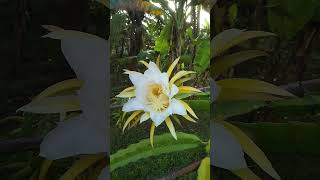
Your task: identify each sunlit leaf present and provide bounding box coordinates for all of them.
[110,132,203,171]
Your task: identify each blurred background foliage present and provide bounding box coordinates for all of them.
[212,0,320,179]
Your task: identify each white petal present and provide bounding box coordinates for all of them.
[150,111,169,127]
[45,30,110,129]
[140,113,150,123]
[170,84,179,97]
[171,99,187,115]
[40,115,107,160]
[59,31,109,81]
[211,122,247,170]
[78,83,108,129]
[159,73,169,85]
[147,62,161,74]
[126,71,148,87]
[144,62,163,83]
[98,167,109,180]
[122,98,145,112]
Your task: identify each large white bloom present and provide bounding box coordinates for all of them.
[122,62,187,127]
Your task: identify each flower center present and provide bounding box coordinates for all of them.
[146,84,169,112]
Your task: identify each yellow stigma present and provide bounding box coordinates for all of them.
[146,84,169,112]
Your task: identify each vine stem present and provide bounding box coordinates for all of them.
[156,160,201,180]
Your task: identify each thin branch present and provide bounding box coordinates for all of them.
[156,160,201,180]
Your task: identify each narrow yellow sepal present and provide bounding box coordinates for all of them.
[123,111,142,131]
[167,57,180,77]
[139,60,149,68]
[183,114,197,123]
[123,69,140,75]
[129,115,141,128]
[116,86,135,97]
[165,117,177,140]
[140,112,150,123]
[150,122,155,147]
[172,115,182,127]
[178,86,202,94]
[59,154,105,180]
[175,77,193,86]
[34,78,83,101]
[178,100,198,119]
[116,91,135,98]
[169,71,195,87]
[39,160,53,180]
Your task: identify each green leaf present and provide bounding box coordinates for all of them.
[194,39,210,73]
[217,89,283,101]
[270,95,320,107]
[197,157,210,180]
[110,132,203,172]
[220,121,281,180]
[212,29,275,58]
[233,122,320,154]
[155,20,172,55]
[212,50,268,79]
[217,78,295,98]
[184,100,210,111]
[213,101,266,120]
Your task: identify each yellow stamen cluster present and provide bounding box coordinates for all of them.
[146,84,169,112]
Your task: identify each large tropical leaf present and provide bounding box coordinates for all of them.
[110,132,203,171]
[233,121,320,154]
[216,78,295,101]
[212,29,275,58]
[212,50,268,79]
[213,101,266,120]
